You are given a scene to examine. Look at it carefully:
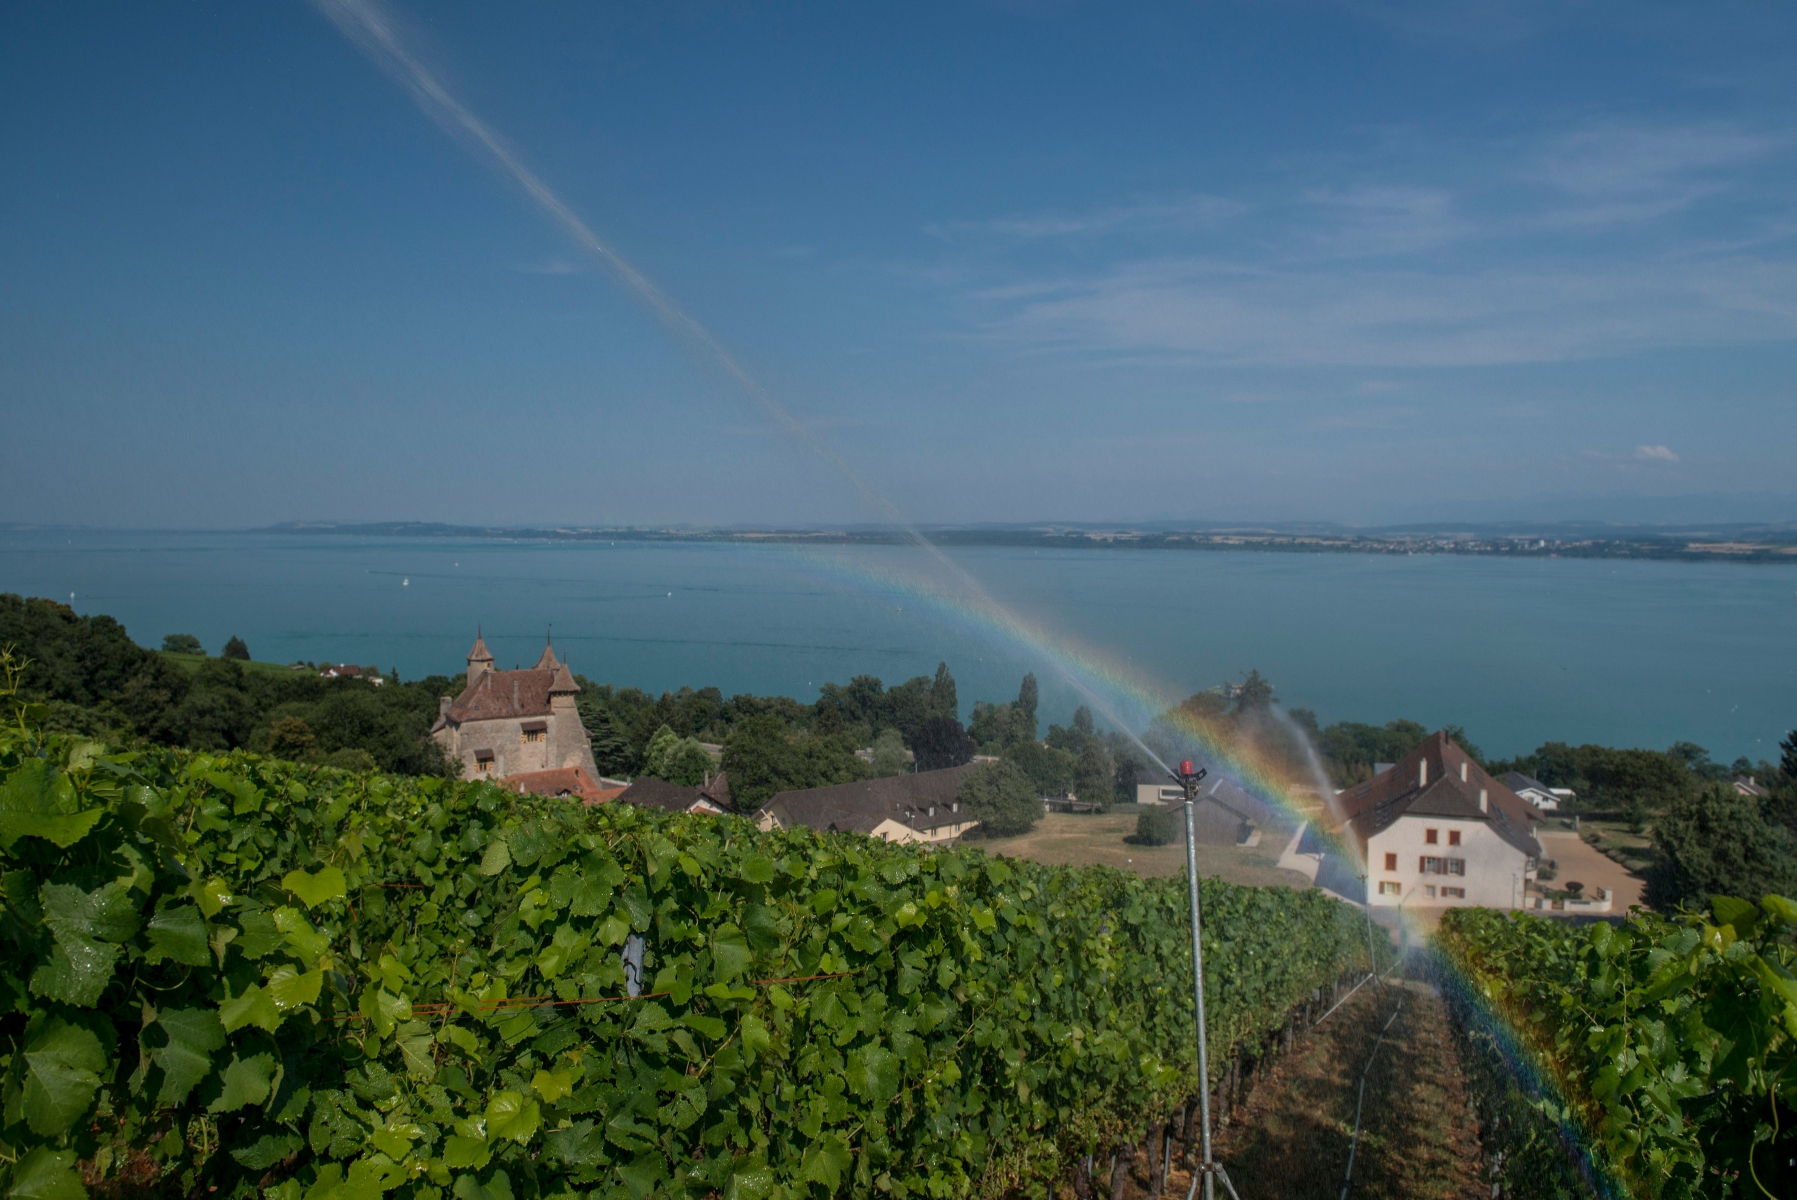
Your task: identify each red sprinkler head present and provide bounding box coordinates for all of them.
[1179,760,1195,777]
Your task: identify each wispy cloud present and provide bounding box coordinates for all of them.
[924,118,1797,367]
[928,195,1245,241]
[513,258,583,275]
[1635,444,1679,461]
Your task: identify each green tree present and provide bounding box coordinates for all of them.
[1018,673,1039,724]
[931,661,958,722]
[576,696,636,777]
[1231,670,1274,713]
[266,715,317,760]
[1648,783,1797,910]
[1134,807,1175,846]
[642,724,713,786]
[222,635,251,661]
[913,715,975,772]
[1073,742,1114,809]
[161,633,204,655]
[721,714,868,811]
[1003,740,1077,798]
[960,759,1041,837]
[869,728,910,777]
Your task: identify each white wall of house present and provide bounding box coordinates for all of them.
[1135,782,1184,806]
[1366,815,1532,909]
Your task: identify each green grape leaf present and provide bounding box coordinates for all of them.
[710,927,752,982]
[442,1135,491,1171]
[230,1132,303,1171]
[219,984,283,1034]
[281,867,347,910]
[147,1005,226,1105]
[268,964,325,1009]
[235,909,283,959]
[451,1169,512,1200]
[845,1042,900,1103]
[145,904,212,967]
[0,760,103,851]
[542,1120,605,1167]
[800,1132,851,1190]
[273,907,330,965]
[20,1017,106,1137]
[478,841,512,876]
[208,1051,277,1113]
[484,1090,541,1144]
[6,1147,86,1200]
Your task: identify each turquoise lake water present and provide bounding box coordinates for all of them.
[2,529,1792,762]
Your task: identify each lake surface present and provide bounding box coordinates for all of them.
[2,529,1793,762]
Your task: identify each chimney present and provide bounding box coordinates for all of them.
[1419,760,1428,788]
[1460,761,1468,782]
[1480,788,1489,813]
[438,696,451,718]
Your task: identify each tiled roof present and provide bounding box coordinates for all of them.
[468,635,493,664]
[498,766,607,803]
[1498,771,1552,794]
[614,774,730,815]
[533,643,559,670]
[549,661,579,695]
[1334,731,1542,860]
[444,667,556,722]
[760,765,979,836]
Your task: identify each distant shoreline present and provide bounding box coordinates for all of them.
[241,521,1797,564]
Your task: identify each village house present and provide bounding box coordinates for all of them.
[1337,731,1543,910]
[613,774,732,816]
[430,632,601,783]
[1136,769,1280,845]
[1496,771,1573,811]
[755,765,980,845]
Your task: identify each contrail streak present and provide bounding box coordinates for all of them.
[312,0,1172,770]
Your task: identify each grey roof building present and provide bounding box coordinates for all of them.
[756,765,980,844]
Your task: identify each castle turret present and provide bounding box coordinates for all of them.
[467,630,495,686]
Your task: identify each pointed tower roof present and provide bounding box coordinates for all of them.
[533,635,558,670]
[549,660,579,695]
[468,629,494,665]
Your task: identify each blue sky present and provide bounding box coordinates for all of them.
[3,0,1795,528]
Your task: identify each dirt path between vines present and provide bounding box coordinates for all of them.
[1155,977,1486,1200]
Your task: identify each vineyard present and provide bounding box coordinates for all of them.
[0,677,1362,1200]
[1439,901,1797,1199]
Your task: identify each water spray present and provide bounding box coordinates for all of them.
[311,0,1173,777]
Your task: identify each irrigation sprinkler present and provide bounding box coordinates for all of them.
[1172,759,1221,1200]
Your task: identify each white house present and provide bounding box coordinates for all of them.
[1497,771,1572,812]
[1338,732,1543,910]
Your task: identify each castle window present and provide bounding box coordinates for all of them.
[520,719,548,744]
[474,749,496,774]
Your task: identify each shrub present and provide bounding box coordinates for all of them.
[1134,806,1175,846]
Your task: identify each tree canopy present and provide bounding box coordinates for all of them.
[959,759,1041,838]
[1648,783,1797,911]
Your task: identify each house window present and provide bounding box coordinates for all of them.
[1447,858,1465,876]
[1425,828,1439,845]
[1384,853,1397,871]
[1378,881,1401,895]
[1421,857,1467,876]
[1448,830,1461,847]
[1424,885,1436,898]
[1442,887,1466,899]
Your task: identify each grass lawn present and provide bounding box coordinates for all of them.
[974,811,1313,890]
[159,651,310,678]
[1576,817,1660,875]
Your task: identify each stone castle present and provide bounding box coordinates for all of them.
[431,632,600,785]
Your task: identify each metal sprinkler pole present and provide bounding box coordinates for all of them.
[1175,761,1216,1200]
